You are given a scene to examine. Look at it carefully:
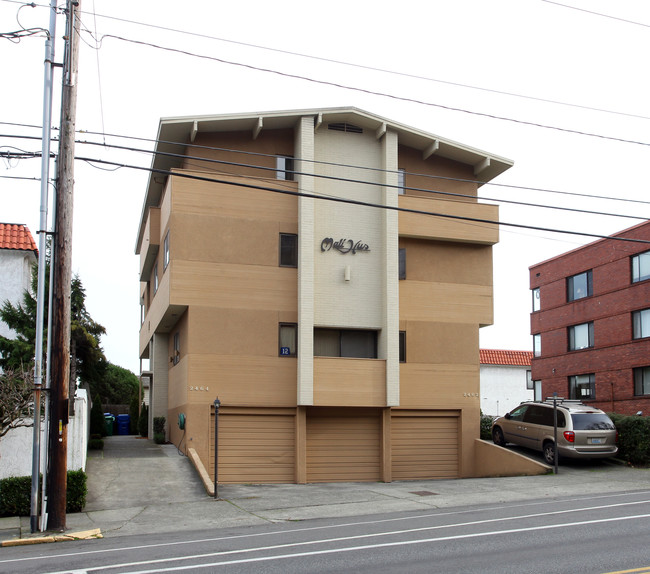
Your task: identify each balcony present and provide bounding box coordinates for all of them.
[139,207,161,281]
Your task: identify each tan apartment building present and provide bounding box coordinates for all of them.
[136,107,535,484]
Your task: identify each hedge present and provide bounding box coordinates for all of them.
[0,470,87,517]
[608,413,650,466]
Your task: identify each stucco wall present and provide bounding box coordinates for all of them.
[0,249,36,339]
[480,364,533,417]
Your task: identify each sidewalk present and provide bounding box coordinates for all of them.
[2,435,649,544]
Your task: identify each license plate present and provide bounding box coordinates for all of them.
[589,438,603,444]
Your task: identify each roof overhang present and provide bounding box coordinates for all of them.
[136,107,514,253]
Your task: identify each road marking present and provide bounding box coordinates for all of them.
[42,510,650,574]
[601,569,650,574]
[50,513,650,574]
[6,491,649,567]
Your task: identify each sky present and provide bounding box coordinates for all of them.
[1,0,649,375]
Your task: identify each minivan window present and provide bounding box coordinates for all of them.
[508,405,528,421]
[524,406,565,427]
[571,413,615,430]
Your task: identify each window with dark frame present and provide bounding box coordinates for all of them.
[279,323,297,357]
[276,155,294,181]
[398,168,405,195]
[398,248,406,280]
[173,332,180,366]
[313,328,378,359]
[569,373,595,400]
[567,270,592,302]
[399,331,406,363]
[153,263,159,294]
[279,233,298,267]
[568,322,594,351]
[632,251,650,283]
[163,230,170,270]
[633,309,650,339]
[634,366,650,396]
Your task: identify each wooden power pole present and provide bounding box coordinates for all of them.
[47,0,81,531]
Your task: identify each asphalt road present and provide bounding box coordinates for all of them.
[3,490,650,574]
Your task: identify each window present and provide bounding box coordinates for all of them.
[279,323,297,356]
[568,322,594,351]
[172,332,180,366]
[398,248,406,280]
[533,380,542,402]
[632,251,650,283]
[153,263,159,294]
[633,309,650,339]
[567,270,592,301]
[569,373,595,400]
[398,168,405,195]
[634,366,650,396]
[313,328,377,359]
[533,333,541,358]
[399,331,406,363]
[532,288,540,312]
[526,370,533,390]
[276,155,294,181]
[163,231,170,270]
[140,296,145,326]
[279,233,298,267]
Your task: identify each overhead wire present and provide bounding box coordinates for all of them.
[1,129,649,222]
[74,3,650,122]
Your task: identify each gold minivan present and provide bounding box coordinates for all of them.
[491,399,618,464]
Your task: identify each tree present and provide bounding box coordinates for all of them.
[0,368,34,438]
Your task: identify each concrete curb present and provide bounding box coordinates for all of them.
[0,528,102,547]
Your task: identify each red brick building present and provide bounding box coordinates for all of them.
[530,221,650,415]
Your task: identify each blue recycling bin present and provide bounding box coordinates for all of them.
[116,414,131,435]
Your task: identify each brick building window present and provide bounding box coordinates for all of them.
[532,287,540,312]
[533,333,541,358]
[568,322,594,351]
[633,309,650,339]
[569,373,595,400]
[632,251,650,283]
[567,270,592,302]
[634,366,650,396]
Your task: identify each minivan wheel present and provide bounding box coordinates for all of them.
[492,426,506,447]
[543,441,556,465]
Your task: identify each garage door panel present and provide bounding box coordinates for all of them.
[391,414,459,480]
[210,411,295,483]
[306,408,380,483]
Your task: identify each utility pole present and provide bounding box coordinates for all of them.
[30,0,58,535]
[47,0,81,531]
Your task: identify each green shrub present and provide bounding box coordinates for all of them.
[0,471,87,517]
[153,433,165,444]
[138,403,149,437]
[88,438,104,450]
[153,416,166,435]
[609,413,650,466]
[480,411,494,441]
[90,393,106,437]
[0,476,31,517]
[66,470,87,513]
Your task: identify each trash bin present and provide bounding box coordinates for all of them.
[116,414,131,435]
[104,413,115,436]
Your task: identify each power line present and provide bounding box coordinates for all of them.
[72,153,650,245]
[92,33,650,149]
[540,0,650,28]
[2,129,650,220]
[78,4,650,122]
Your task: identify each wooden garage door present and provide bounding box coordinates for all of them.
[209,409,295,484]
[391,412,459,480]
[306,408,381,483]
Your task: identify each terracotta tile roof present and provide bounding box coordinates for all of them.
[480,349,532,366]
[0,223,38,253]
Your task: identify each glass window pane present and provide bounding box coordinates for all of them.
[533,334,541,357]
[314,329,340,357]
[341,330,376,358]
[632,252,650,283]
[532,288,540,312]
[279,324,297,356]
[399,248,406,280]
[279,234,298,267]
